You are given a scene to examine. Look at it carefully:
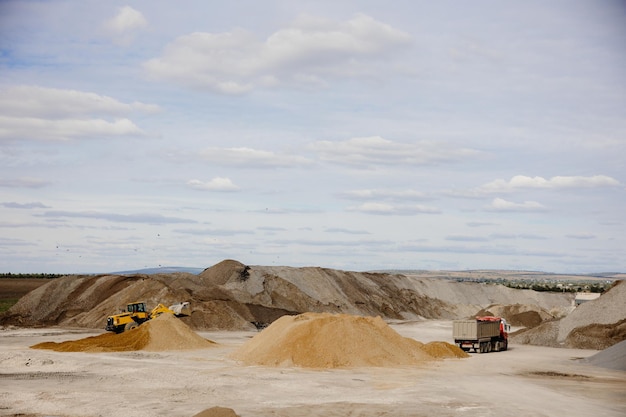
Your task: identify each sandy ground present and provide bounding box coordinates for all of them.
[1,321,624,417]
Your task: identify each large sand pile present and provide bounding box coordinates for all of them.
[31,313,215,352]
[230,312,468,368]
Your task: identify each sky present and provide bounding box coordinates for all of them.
[1,1,625,274]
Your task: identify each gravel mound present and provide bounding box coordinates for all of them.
[30,313,215,352]
[510,320,561,348]
[230,312,468,368]
[586,340,626,371]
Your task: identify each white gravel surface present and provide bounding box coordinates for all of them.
[0,321,624,417]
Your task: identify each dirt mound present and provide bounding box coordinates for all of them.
[230,312,467,368]
[198,259,249,286]
[565,319,626,350]
[476,303,555,328]
[586,340,626,371]
[31,313,216,352]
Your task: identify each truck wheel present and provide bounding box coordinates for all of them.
[125,322,138,332]
[494,341,500,352]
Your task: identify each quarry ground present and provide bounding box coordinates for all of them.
[1,320,624,417]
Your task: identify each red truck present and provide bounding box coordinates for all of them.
[453,316,510,353]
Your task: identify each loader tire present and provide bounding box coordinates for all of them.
[125,322,138,332]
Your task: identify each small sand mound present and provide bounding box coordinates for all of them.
[422,341,470,359]
[31,313,216,352]
[230,312,466,368]
[192,407,240,417]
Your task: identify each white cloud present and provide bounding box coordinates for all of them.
[40,210,195,224]
[565,232,596,240]
[0,86,160,118]
[339,189,428,201]
[445,235,489,242]
[2,202,49,209]
[144,14,411,93]
[490,233,547,240]
[310,136,479,168]
[198,147,312,168]
[0,86,157,142]
[487,198,546,212]
[187,178,240,192]
[0,177,51,188]
[348,202,440,215]
[478,175,621,193]
[0,116,142,142]
[325,227,370,235]
[105,6,147,34]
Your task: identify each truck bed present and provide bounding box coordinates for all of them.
[453,320,500,340]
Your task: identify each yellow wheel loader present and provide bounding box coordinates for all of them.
[105,301,191,333]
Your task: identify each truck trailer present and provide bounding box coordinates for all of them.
[453,316,510,353]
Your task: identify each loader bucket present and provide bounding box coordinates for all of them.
[168,301,191,317]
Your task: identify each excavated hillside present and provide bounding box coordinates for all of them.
[1,260,573,335]
[511,280,626,349]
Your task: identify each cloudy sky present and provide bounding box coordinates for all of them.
[1,1,625,274]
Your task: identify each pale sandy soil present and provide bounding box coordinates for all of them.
[1,321,624,417]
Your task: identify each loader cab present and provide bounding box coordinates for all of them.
[126,302,147,314]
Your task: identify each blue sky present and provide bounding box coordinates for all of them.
[1,1,625,273]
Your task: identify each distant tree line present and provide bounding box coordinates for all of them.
[0,273,64,279]
[443,276,614,293]
[501,280,610,293]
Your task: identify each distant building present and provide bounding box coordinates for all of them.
[575,292,601,306]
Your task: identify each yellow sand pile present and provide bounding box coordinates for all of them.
[31,313,216,352]
[421,341,470,358]
[230,312,467,368]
